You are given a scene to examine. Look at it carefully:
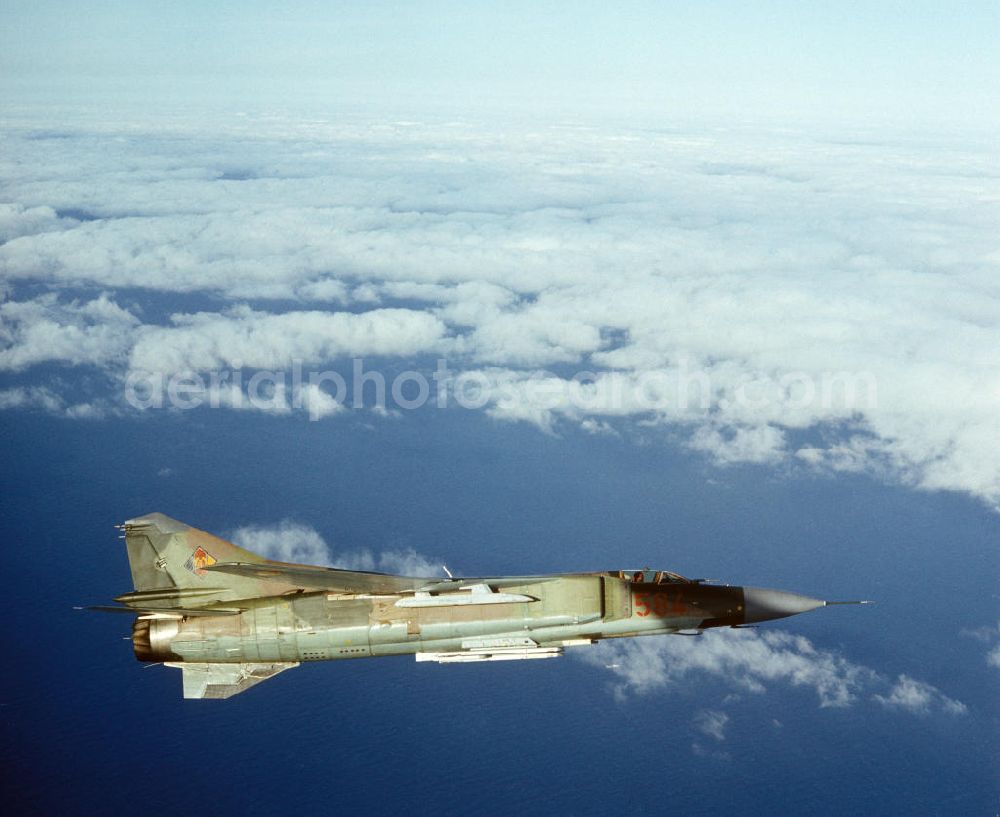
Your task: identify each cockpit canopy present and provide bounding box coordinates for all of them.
[607,569,693,585]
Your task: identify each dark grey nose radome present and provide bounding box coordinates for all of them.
[742,587,826,623]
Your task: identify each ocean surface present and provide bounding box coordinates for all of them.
[1,408,997,816]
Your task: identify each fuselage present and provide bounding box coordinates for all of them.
[132,573,757,665]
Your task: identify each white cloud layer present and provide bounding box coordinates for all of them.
[581,629,966,717]
[2,114,998,506]
[129,306,446,373]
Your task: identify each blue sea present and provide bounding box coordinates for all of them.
[1,407,996,816]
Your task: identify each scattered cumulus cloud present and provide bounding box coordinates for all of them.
[0,385,63,412]
[231,520,332,566]
[229,520,441,577]
[693,709,729,742]
[873,675,967,716]
[373,548,442,578]
[580,628,966,717]
[297,382,344,419]
[688,424,787,466]
[0,384,107,418]
[960,622,1000,671]
[691,709,732,758]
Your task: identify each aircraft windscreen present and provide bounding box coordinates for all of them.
[608,570,692,584]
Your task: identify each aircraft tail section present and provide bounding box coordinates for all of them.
[122,512,266,594]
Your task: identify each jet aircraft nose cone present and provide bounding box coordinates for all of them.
[742,587,826,623]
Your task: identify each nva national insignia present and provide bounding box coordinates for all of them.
[184,546,217,575]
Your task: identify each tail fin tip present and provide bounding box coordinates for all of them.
[123,512,190,534]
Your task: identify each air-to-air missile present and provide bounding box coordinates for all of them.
[90,513,869,699]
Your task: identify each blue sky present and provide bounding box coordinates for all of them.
[1,3,998,815]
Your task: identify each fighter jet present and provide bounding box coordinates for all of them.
[92,513,868,699]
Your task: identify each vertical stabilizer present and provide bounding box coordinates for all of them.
[122,512,266,594]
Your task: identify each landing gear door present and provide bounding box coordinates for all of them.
[602,576,631,621]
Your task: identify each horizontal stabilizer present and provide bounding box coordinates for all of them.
[164,662,299,699]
